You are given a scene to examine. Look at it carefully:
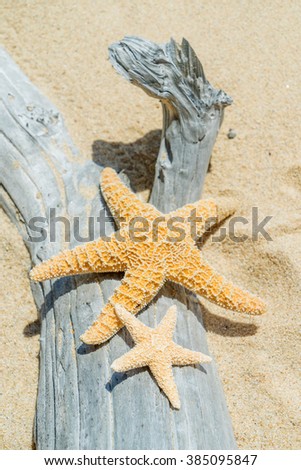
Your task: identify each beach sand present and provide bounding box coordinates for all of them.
[0,0,300,449]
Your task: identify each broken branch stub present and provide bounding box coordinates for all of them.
[109,36,232,211]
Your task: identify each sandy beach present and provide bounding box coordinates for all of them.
[1,0,300,449]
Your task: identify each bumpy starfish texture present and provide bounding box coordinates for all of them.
[30,167,266,345]
[111,304,212,409]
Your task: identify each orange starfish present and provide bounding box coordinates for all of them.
[30,167,266,345]
[111,304,212,409]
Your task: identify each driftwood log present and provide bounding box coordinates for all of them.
[0,37,236,449]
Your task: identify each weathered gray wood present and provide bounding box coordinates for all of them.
[0,37,236,450]
[0,48,112,450]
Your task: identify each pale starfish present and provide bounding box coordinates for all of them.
[30,167,266,345]
[111,304,212,409]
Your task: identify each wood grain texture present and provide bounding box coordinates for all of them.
[0,37,236,449]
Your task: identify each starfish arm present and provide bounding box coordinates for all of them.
[170,343,212,366]
[30,234,127,282]
[214,196,236,226]
[114,304,152,343]
[168,248,266,315]
[149,359,181,409]
[169,199,217,239]
[101,168,161,227]
[111,343,153,372]
[80,264,165,345]
[156,305,177,338]
[170,198,236,240]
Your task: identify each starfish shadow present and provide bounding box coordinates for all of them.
[161,282,258,337]
[196,213,234,248]
[191,364,207,374]
[105,367,148,392]
[36,274,102,319]
[32,271,127,352]
[92,129,160,193]
[200,304,258,337]
[106,372,127,391]
[173,363,208,377]
[37,272,122,318]
[106,363,208,398]
[77,342,99,355]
